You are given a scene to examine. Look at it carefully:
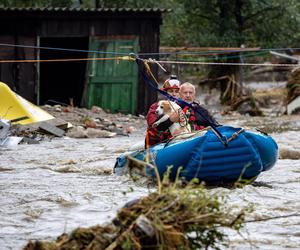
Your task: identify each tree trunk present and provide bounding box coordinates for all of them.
[217,0,231,36]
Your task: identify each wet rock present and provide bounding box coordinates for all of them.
[91,105,104,114]
[84,119,97,128]
[66,126,118,138]
[21,137,40,144]
[237,101,260,116]
[117,117,130,122]
[86,128,116,138]
[0,166,14,172]
[54,107,62,112]
[62,106,71,113]
[115,123,123,128]
[53,165,81,173]
[66,126,87,138]
[108,127,128,136]
[279,146,300,159]
[125,126,137,134]
[101,119,114,126]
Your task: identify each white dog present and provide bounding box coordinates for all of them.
[153,100,190,136]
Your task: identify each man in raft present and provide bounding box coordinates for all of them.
[145,79,219,148]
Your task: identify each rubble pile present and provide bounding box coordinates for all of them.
[43,105,146,138]
[9,105,146,143]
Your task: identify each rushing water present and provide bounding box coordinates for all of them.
[0,115,300,249]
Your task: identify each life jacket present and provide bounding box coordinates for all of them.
[182,106,204,131]
[145,127,172,148]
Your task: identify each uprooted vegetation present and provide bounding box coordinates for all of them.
[24,177,251,250]
[286,67,300,104]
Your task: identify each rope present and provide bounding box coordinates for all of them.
[0,55,297,68]
[0,43,130,55]
[0,56,134,63]
[2,42,300,56]
[157,50,270,61]
[145,59,299,68]
[143,47,300,56]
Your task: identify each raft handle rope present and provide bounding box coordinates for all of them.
[163,131,197,148]
[255,128,269,136]
[210,127,244,145]
[163,127,210,148]
[226,128,245,143]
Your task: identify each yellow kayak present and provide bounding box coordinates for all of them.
[0,82,54,125]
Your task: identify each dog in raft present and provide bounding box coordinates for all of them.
[153,100,191,136]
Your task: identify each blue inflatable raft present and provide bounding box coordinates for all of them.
[114,126,278,185]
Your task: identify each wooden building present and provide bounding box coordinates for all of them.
[0,7,167,115]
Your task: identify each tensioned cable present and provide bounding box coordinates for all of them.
[1,42,300,56]
[0,49,271,61]
[0,57,298,67]
[145,59,299,67]
[0,42,267,59]
[0,43,130,55]
[140,47,300,56]
[0,56,134,63]
[163,50,270,61]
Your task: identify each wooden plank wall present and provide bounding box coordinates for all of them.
[0,12,162,115]
[0,35,36,103]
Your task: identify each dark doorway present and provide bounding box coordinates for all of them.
[39,37,89,106]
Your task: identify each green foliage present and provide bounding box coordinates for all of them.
[1,0,299,48]
[0,0,73,7]
[178,0,300,48]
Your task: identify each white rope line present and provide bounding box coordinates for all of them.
[146,59,300,67]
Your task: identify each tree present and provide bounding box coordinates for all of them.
[178,0,300,48]
[0,0,73,7]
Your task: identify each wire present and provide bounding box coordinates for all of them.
[0,56,297,67]
[140,47,300,56]
[0,56,134,63]
[145,59,299,67]
[0,43,130,56]
[1,42,300,57]
[174,51,269,60]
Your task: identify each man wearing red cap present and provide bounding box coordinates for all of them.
[145,76,181,148]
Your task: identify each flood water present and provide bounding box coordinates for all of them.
[1,115,300,249]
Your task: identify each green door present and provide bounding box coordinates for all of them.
[86,37,138,114]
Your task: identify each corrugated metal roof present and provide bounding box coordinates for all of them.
[0,7,170,13]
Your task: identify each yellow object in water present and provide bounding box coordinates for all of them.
[0,81,54,125]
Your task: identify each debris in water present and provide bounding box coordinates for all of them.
[24,181,250,250]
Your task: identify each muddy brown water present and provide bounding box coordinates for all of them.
[1,115,300,249]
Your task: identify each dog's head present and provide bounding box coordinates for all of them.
[155,100,172,116]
